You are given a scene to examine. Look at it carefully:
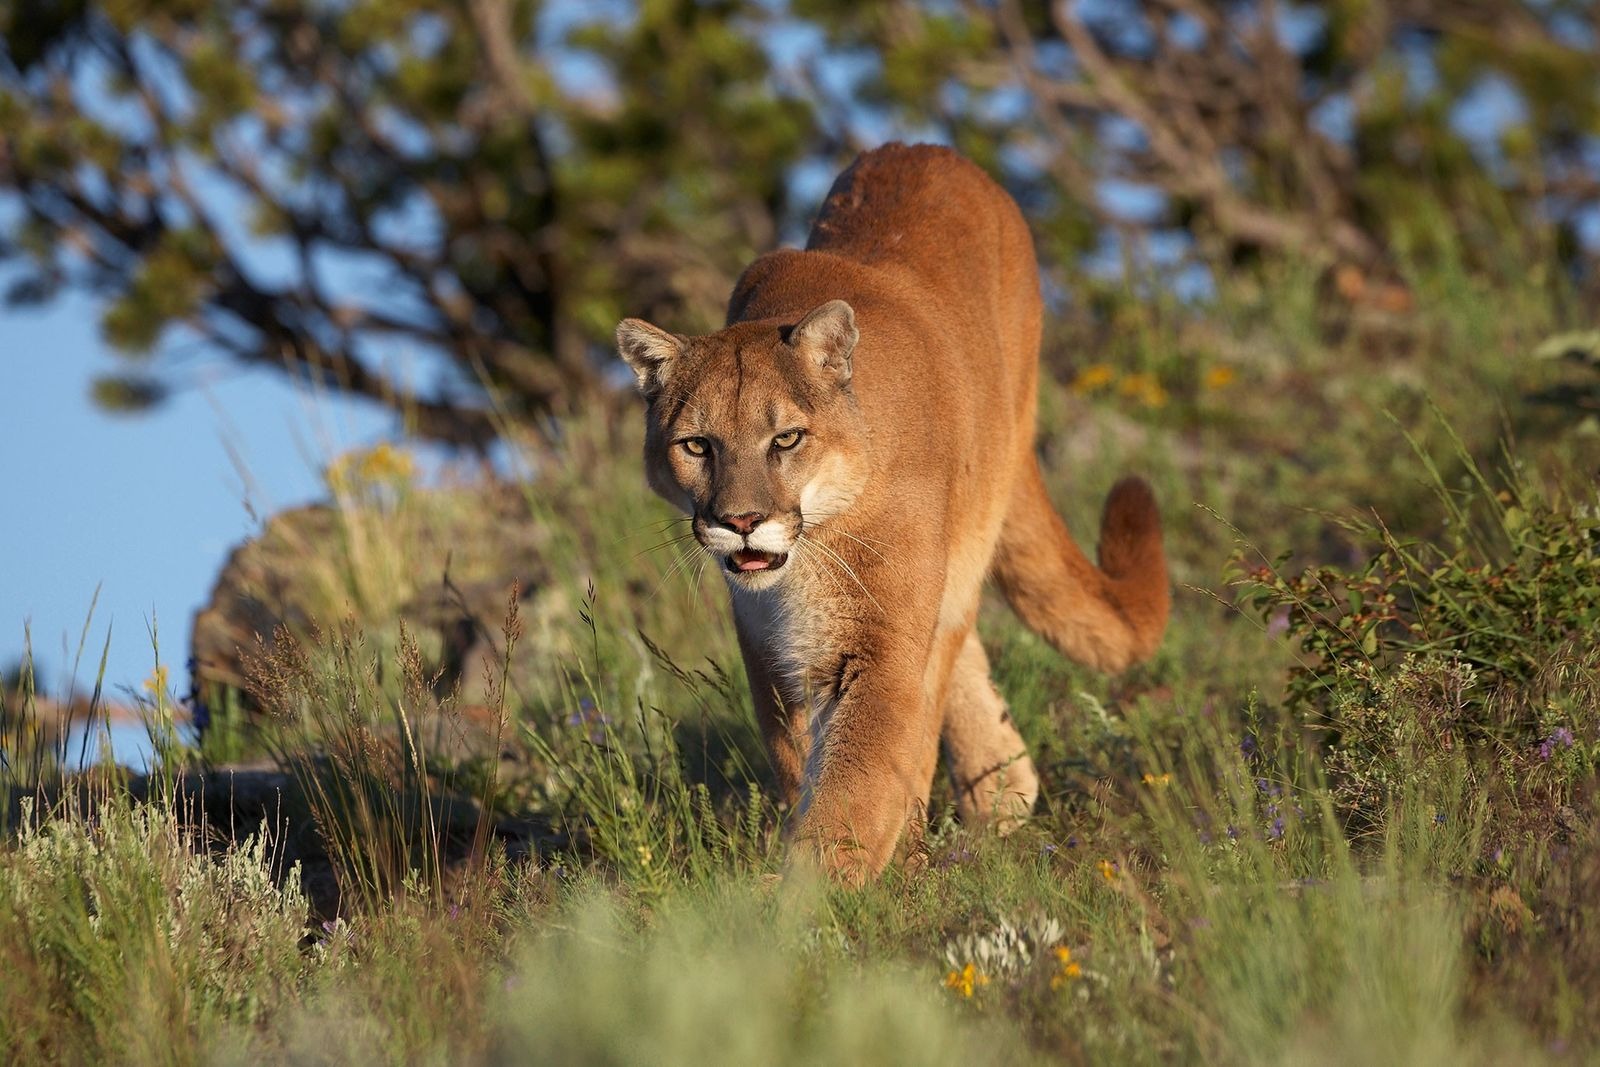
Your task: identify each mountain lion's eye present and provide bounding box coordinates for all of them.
[772,429,803,451]
[681,437,709,457]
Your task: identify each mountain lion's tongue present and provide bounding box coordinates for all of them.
[732,549,772,571]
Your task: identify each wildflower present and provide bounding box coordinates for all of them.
[1097,859,1118,882]
[1202,364,1236,390]
[327,442,416,492]
[143,664,169,696]
[938,846,975,869]
[1071,363,1116,394]
[1050,945,1083,989]
[1141,772,1172,787]
[636,843,653,867]
[1538,727,1575,761]
[1117,371,1168,408]
[943,962,989,998]
[356,442,415,483]
[566,698,613,742]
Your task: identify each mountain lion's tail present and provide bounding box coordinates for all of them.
[992,463,1169,673]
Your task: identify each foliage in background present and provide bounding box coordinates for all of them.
[810,0,1600,279]
[0,0,814,442]
[3,0,1598,439]
[1233,432,1600,832]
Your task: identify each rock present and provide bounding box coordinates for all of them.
[191,480,570,728]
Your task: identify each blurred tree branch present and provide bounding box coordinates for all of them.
[2,0,1597,442]
[0,0,811,445]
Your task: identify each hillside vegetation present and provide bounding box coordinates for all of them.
[5,250,1600,1064]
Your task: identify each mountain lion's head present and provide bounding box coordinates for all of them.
[616,300,870,590]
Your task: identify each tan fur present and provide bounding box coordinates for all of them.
[617,144,1169,883]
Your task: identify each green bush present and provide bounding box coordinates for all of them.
[1233,442,1600,831]
[0,796,310,1063]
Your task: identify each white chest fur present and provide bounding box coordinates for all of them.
[730,577,836,810]
[730,581,817,701]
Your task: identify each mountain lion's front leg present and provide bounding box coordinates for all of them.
[793,640,944,884]
[742,649,808,810]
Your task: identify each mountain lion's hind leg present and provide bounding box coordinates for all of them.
[941,631,1038,830]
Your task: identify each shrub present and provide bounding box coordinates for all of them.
[0,796,309,1063]
[1233,441,1600,831]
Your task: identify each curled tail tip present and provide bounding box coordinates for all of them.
[1099,475,1170,664]
[1099,476,1164,577]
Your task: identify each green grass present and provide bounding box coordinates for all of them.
[5,249,1600,1064]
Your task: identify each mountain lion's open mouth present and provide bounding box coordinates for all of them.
[728,548,788,574]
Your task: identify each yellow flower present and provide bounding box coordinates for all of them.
[1142,772,1172,787]
[144,664,169,696]
[1050,945,1083,989]
[1071,363,1116,394]
[357,442,416,483]
[943,962,989,998]
[1202,365,1236,390]
[1097,859,1118,882]
[327,443,416,492]
[1117,372,1168,408]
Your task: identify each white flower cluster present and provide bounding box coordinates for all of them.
[941,914,1065,979]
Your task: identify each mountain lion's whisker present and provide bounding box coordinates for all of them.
[800,533,882,612]
[804,521,889,561]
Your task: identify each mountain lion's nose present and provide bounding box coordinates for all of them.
[720,512,766,535]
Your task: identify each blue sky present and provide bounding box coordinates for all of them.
[1,290,389,701]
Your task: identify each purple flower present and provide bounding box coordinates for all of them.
[1240,734,1259,760]
[566,699,613,742]
[1267,816,1285,841]
[1537,728,1572,761]
[938,847,975,869]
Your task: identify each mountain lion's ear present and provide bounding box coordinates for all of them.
[788,299,857,386]
[615,318,684,396]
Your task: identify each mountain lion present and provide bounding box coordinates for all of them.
[616,144,1169,882]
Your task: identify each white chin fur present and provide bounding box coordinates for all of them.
[723,564,788,590]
